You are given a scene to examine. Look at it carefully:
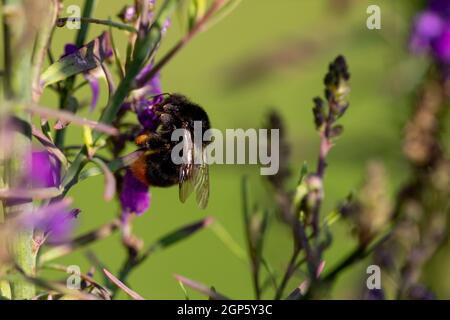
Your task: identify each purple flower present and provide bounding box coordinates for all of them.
[432,25,450,63]
[410,11,444,52]
[29,150,60,188]
[136,99,160,131]
[21,201,78,244]
[118,0,158,24]
[120,170,150,218]
[410,1,450,66]
[430,0,450,17]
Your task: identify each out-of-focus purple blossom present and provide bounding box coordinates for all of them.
[408,284,436,300]
[363,288,385,300]
[410,11,444,52]
[430,0,450,17]
[28,150,61,188]
[120,170,150,219]
[136,63,163,96]
[410,1,450,66]
[21,201,78,244]
[118,5,137,23]
[118,0,158,24]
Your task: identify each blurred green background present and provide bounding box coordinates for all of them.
[3,0,450,299]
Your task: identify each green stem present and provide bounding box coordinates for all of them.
[57,17,138,33]
[2,0,48,299]
[55,0,97,149]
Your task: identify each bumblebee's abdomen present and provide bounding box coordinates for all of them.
[143,151,179,187]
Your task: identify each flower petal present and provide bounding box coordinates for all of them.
[120,170,150,217]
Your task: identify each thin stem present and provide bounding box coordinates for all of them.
[2,0,39,299]
[241,177,261,299]
[55,0,97,149]
[57,17,138,34]
[274,248,301,300]
[312,113,333,236]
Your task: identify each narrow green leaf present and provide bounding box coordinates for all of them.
[178,281,190,300]
[141,217,214,259]
[174,274,229,300]
[210,221,246,261]
[103,269,144,300]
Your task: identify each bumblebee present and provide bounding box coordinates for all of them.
[131,94,211,209]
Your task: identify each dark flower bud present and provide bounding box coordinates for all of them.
[312,97,325,129]
[329,124,344,138]
[324,73,334,86]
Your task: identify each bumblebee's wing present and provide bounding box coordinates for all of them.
[179,129,195,203]
[193,146,210,209]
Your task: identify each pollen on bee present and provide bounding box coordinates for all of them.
[135,133,150,146]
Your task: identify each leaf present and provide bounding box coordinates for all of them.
[103,268,145,300]
[174,275,229,300]
[141,217,214,260]
[202,0,242,32]
[178,281,190,300]
[188,0,207,30]
[286,287,303,300]
[41,32,112,87]
[210,221,246,261]
[298,161,308,185]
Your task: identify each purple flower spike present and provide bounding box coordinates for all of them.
[120,169,150,218]
[21,200,78,244]
[29,150,61,188]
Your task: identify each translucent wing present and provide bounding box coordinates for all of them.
[193,145,210,209]
[179,129,195,203]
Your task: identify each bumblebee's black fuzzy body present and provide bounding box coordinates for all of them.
[131,94,211,187]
